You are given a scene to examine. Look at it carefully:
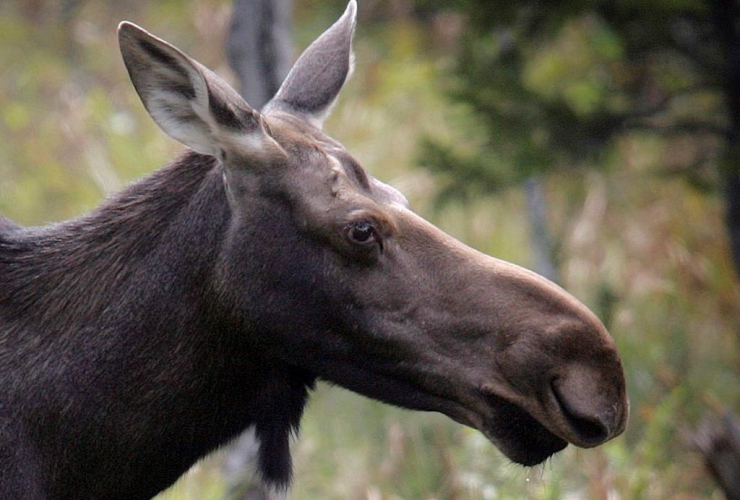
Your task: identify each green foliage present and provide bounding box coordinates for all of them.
[420,0,727,206]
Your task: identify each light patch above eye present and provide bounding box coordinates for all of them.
[326,154,344,176]
[371,178,410,208]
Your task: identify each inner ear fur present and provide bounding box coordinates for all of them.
[118,22,272,159]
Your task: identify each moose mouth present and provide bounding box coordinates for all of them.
[315,357,569,466]
[479,392,568,466]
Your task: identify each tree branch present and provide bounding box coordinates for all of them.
[625,120,730,138]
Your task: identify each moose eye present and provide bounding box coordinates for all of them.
[347,221,379,247]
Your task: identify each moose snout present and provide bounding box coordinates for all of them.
[549,365,628,447]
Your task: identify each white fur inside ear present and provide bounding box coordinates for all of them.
[144,59,221,155]
[145,90,214,155]
[348,49,356,83]
[120,24,223,156]
[121,22,284,164]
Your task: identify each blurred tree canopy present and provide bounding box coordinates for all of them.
[419,0,740,278]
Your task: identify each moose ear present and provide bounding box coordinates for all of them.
[264,0,357,128]
[118,22,272,159]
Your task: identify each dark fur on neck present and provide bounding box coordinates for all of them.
[0,152,217,327]
[0,151,312,499]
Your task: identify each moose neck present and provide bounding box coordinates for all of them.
[0,151,312,498]
[1,152,223,329]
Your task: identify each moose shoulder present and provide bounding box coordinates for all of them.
[0,2,628,499]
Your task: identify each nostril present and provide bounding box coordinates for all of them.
[552,382,611,445]
[562,409,609,444]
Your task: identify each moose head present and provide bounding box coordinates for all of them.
[119,0,626,477]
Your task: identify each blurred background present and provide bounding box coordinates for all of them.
[1,0,739,499]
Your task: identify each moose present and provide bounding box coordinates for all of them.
[0,2,628,499]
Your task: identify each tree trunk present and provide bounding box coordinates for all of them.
[524,177,560,284]
[713,0,740,280]
[226,0,293,109]
[221,2,293,498]
[722,150,740,280]
[694,411,740,500]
